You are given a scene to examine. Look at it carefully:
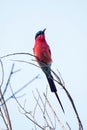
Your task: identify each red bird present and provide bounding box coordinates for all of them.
[33,29,64,113]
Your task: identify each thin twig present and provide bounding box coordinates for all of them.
[11,59,39,68]
[33,91,53,129]
[0,90,12,130]
[0,74,39,107]
[2,64,14,97]
[0,59,4,90]
[0,52,34,59]
[36,89,55,129]
[52,70,83,130]
[43,93,66,130]
[0,106,9,129]
[0,61,12,130]
[9,84,44,130]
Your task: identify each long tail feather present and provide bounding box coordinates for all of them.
[46,74,65,113]
[55,92,65,113]
[46,74,57,92]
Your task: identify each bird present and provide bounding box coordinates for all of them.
[33,28,64,113]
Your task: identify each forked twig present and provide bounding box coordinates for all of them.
[36,89,55,128]
[9,84,44,130]
[33,90,54,129]
[0,60,12,130]
[43,93,66,130]
[0,90,12,130]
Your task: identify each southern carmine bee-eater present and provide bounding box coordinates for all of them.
[33,28,64,113]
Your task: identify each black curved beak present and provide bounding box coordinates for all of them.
[42,28,46,33]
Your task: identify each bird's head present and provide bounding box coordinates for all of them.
[35,28,46,40]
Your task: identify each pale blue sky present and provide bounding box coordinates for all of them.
[0,0,87,130]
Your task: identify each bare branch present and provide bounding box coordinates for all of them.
[33,91,53,129]
[9,84,44,130]
[52,70,83,130]
[43,93,66,130]
[0,59,4,89]
[11,59,39,68]
[0,60,12,130]
[0,52,83,130]
[36,89,55,128]
[2,64,14,97]
[0,90,12,130]
[0,74,39,107]
[0,52,34,59]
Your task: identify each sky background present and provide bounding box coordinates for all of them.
[0,0,87,130]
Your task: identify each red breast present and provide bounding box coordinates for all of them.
[33,30,52,65]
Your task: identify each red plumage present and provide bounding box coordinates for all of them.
[33,30,52,66]
[33,29,64,113]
